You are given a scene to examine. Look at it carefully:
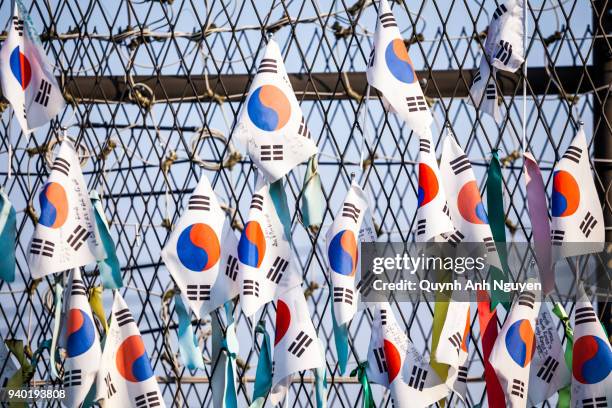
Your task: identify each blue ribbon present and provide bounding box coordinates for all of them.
[301,155,325,230]
[269,180,292,243]
[175,294,205,370]
[91,191,122,289]
[250,321,273,408]
[314,347,328,408]
[0,189,16,283]
[212,302,238,408]
[331,302,349,375]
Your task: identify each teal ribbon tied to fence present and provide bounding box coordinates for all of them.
[269,179,293,242]
[212,301,238,408]
[314,348,328,408]
[350,362,376,408]
[331,302,350,375]
[250,321,273,408]
[486,151,511,311]
[552,302,574,408]
[91,191,122,289]
[301,155,325,232]
[175,294,205,370]
[0,189,16,283]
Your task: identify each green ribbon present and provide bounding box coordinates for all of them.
[91,192,122,289]
[49,282,63,379]
[331,302,349,375]
[175,294,205,370]
[350,362,375,408]
[486,151,511,310]
[301,155,325,232]
[250,321,273,408]
[5,339,51,408]
[0,189,16,283]
[269,180,293,243]
[552,302,573,408]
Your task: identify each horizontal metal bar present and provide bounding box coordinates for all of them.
[0,66,595,104]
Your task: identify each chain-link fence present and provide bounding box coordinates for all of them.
[0,0,610,406]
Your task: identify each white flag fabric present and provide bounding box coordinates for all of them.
[235,39,317,182]
[551,127,604,260]
[62,268,101,408]
[528,304,570,406]
[28,139,105,278]
[415,130,454,241]
[326,181,373,325]
[439,134,501,268]
[270,284,325,405]
[490,287,541,406]
[0,4,64,133]
[366,0,432,137]
[468,0,524,121]
[161,175,240,319]
[96,292,165,408]
[238,179,301,317]
[571,287,612,408]
[434,297,470,401]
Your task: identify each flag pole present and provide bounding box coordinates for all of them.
[522,0,528,154]
[359,85,371,173]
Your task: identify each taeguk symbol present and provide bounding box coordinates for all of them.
[247,85,291,131]
[39,182,69,229]
[417,163,439,208]
[176,223,221,272]
[9,46,31,90]
[504,319,536,367]
[457,181,488,224]
[572,335,612,384]
[274,299,291,346]
[116,335,154,383]
[66,309,96,358]
[551,170,580,217]
[328,230,358,277]
[238,221,266,268]
[384,38,417,84]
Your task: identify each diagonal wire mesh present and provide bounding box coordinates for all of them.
[0,0,610,406]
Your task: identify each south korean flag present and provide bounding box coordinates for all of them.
[550,127,604,260]
[28,139,105,279]
[96,292,166,408]
[326,181,376,326]
[0,4,64,133]
[235,39,318,182]
[490,285,541,406]
[439,133,501,269]
[61,268,101,408]
[161,175,240,318]
[238,178,302,317]
[571,286,612,408]
[367,0,432,137]
[270,284,325,405]
[415,129,454,241]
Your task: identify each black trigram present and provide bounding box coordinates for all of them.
[243,279,260,297]
[186,284,211,301]
[298,117,310,138]
[580,212,598,238]
[449,154,470,174]
[267,256,288,284]
[406,96,428,112]
[135,391,162,408]
[582,397,607,408]
[288,331,313,357]
[12,17,24,36]
[575,305,597,326]
[225,255,238,281]
[495,40,513,65]
[257,58,278,74]
[448,332,462,352]
[443,204,450,217]
[485,83,497,100]
[457,366,468,383]
[104,373,116,398]
[419,138,431,153]
[416,219,426,236]
[493,4,508,19]
[34,79,52,107]
[250,194,264,211]
[342,202,361,223]
[511,378,525,399]
[472,70,482,85]
[30,238,55,257]
[379,12,397,28]
[68,225,90,251]
[408,366,428,391]
[71,278,87,297]
[536,356,559,383]
[483,236,496,253]
[380,309,388,326]
[261,145,283,161]
[551,229,565,245]
[63,369,82,387]
[368,48,375,67]
[52,157,70,176]
[333,287,353,305]
[518,291,536,309]
[115,308,135,327]
[445,230,465,246]
[562,146,582,163]
[188,195,210,211]
[373,347,387,373]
